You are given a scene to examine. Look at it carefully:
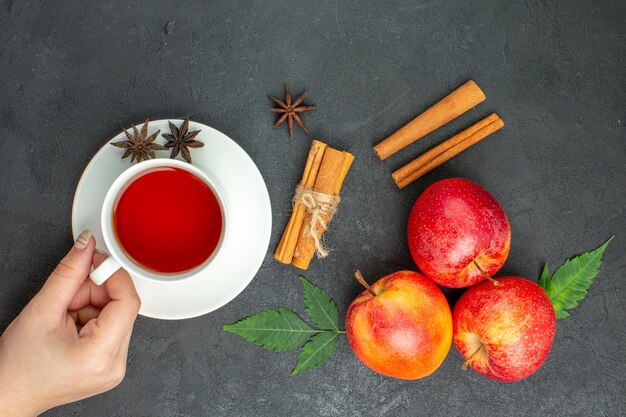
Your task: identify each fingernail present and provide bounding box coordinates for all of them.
[74,230,92,250]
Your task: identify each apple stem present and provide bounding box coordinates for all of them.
[472,260,499,286]
[354,270,377,297]
[461,343,485,370]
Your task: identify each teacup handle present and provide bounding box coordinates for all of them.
[90,256,122,285]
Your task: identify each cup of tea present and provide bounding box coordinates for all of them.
[90,159,228,285]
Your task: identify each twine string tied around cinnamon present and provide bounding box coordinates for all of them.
[293,183,341,258]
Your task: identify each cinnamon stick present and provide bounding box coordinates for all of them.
[274,140,328,264]
[373,80,486,160]
[392,114,504,189]
[291,148,354,270]
[393,113,499,187]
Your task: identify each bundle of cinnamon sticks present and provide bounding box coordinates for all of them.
[373,80,504,188]
[274,140,354,270]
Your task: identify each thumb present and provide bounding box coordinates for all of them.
[37,230,96,313]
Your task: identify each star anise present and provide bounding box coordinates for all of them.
[162,119,204,163]
[269,85,316,139]
[111,120,166,163]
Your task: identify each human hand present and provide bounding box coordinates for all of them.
[0,230,141,417]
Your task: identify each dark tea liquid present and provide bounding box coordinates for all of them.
[113,167,223,274]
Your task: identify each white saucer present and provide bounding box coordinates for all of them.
[71,119,272,320]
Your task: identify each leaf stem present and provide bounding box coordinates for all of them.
[473,260,499,286]
[315,329,346,334]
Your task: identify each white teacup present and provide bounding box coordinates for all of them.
[90,159,228,285]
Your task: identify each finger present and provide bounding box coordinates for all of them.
[37,230,96,313]
[86,267,141,346]
[75,305,102,326]
[65,309,100,334]
[68,310,78,323]
[116,329,134,370]
[68,251,112,310]
[121,327,133,350]
[65,313,79,335]
[67,280,93,311]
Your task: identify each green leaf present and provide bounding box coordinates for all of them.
[224,277,345,375]
[292,331,339,375]
[545,235,614,319]
[223,307,316,352]
[299,276,339,331]
[555,305,570,319]
[538,263,551,293]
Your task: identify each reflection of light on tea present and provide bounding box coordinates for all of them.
[113,167,223,274]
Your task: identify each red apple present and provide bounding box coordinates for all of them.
[408,178,511,288]
[453,276,556,382]
[346,270,452,380]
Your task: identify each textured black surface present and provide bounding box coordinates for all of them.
[1,1,624,416]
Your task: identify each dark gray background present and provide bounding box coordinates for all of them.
[1,1,624,416]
